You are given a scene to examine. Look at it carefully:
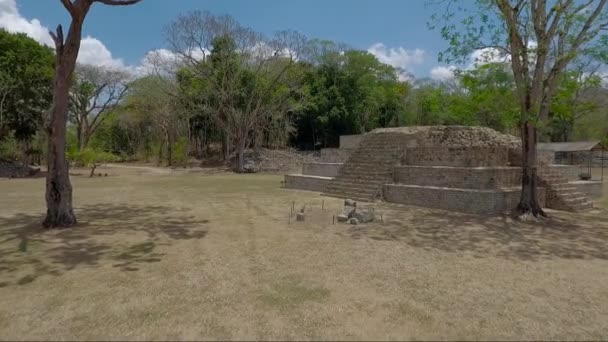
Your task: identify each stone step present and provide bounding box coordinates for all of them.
[321,192,376,203]
[561,196,588,205]
[573,201,594,211]
[331,178,387,185]
[550,184,577,191]
[326,185,381,195]
[345,163,395,168]
[337,170,392,176]
[552,189,580,197]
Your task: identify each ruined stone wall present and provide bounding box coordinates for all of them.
[403,147,511,167]
[394,166,522,190]
[339,135,363,149]
[320,148,354,163]
[302,162,343,178]
[0,160,39,178]
[284,174,331,192]
[383,184,546,215]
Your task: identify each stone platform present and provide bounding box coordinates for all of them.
[384,184,546,215]
[285,127,600,214]
[284,174,332,192]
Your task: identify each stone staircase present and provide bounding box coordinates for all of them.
[322,133,404,202]
[538,167,594,212]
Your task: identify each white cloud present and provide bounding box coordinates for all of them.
[367,43,425,70]
[0,0,126,70]
[78,37,127,69]
[469,47,509,67]
[0,0,52,46]
[133,48,183,76]
[430,65,457,81]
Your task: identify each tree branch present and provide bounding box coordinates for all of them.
[49,25,64,51]
[60,0,77,17]
[93,0,142,5]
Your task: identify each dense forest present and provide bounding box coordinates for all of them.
[1,11,607,171]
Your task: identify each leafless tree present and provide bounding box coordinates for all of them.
[166,11,307,172]
[69,64,131,150]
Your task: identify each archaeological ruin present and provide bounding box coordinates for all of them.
[285,126,603,215]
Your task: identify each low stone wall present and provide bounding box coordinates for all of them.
[404,147,510,167]
[302,162,343,178]
[339,135,363,149]
[0,160,39,178]
[320,148,354,163]
[393,165,521,190]
[383,184,546,215]
[284,174,331,192]
[570,180,603,199]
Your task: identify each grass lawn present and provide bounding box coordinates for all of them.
[1,165,608,340]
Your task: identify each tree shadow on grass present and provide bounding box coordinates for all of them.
[0,204,209,287]
[338,204,608,261]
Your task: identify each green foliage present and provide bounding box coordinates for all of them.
[0,29,54,142]
[546,70,604,142]
[292,50,409,148]
[0,135,19,160]
[173,136,189,165]
[67,147,117,172]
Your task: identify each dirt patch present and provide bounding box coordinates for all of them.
[0,168,607,340]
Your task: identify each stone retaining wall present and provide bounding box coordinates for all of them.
[302,162,343,178]
[320,148,354,163]
[394,166,521,190]
[404,147,510,167]
[339,135,363,149]
[284,174,331,192]
[383,184,546,215]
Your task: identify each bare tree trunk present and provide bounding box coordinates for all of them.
[76,122,83,150]
[166,132,173,167]
[44,72,77,228]
[79,128,90,150]
[236,136,246,173]
[157,138,164,166]
[517,121,545,217]
[223,132,231,162]
[89,163,97,177]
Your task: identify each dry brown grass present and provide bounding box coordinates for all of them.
[1,165,608,340]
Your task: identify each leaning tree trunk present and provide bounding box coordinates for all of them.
[44,67,77,228]
[517,120,545,217]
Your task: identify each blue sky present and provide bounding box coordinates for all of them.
[3,0,455,79]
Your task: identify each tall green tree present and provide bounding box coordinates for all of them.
[293,50,409,148]
[167,11,307,172]
[432,0,608,217]
[0,29,54,143]
[451,63,519,131]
